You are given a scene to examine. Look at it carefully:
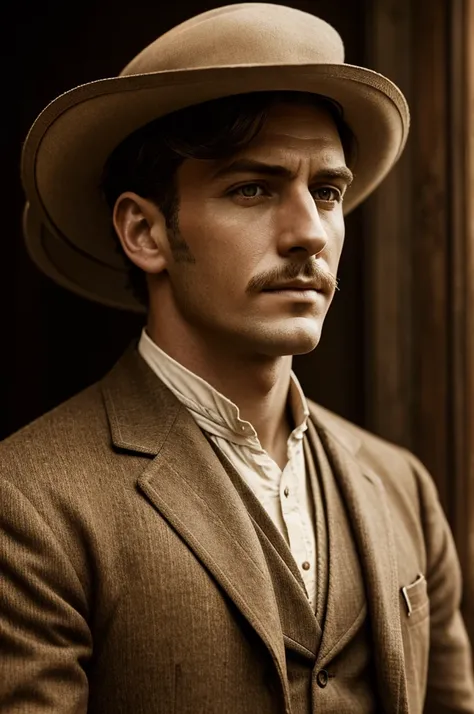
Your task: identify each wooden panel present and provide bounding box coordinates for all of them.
[450,0,474,642]
[411,0,450,506]
[363,0,414,449]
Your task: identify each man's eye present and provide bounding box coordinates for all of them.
[313,187,341,202]
[233,184,265,199]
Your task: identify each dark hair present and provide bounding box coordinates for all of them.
[101,91,356,307]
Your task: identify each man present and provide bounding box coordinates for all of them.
[2,3,473,713]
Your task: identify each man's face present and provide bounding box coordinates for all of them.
[154,101,351,358]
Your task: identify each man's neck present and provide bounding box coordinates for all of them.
[146,323,294,464]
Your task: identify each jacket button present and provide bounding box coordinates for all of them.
[316,669,329,688]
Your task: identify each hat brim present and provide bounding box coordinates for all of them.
[22,63,409,312]
[23,203,144,312]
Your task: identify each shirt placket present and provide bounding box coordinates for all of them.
[280,437,315,605]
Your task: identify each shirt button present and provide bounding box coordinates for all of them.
[316,669,329,688]
[302,561,311,571]
[283,487,290,497]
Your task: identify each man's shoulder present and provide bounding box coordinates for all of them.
[307,400,445,545]
[307,399,429,495]
[0,380,107,469]
[308,399,408,459]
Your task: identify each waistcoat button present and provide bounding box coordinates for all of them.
[316,669,329,688]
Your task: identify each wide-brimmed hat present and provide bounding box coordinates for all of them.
[21,2,409,313]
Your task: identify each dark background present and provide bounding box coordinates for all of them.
[4,0,368,441]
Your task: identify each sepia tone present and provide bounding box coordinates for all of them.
[2,0,474,705]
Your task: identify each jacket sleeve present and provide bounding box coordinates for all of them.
[405,451,474,713]
[0,476,92,713]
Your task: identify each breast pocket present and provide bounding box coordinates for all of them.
[400,574,430,713]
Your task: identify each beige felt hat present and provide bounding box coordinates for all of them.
[21,2,410,313]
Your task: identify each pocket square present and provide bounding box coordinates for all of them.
[401,573,426,617]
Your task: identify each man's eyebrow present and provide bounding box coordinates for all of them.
[211,159,353,185]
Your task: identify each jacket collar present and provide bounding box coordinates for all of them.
[102,346,362,459]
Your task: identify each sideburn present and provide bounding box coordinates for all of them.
[162,188,196,265]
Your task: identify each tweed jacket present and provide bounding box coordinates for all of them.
[1,347,473,713]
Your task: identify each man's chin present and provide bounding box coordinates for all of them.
[257,327,323,357]
[277,339,321,357]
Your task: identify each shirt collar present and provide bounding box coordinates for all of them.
[138,328,310,449]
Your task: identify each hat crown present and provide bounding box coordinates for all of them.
[122,3,345,77]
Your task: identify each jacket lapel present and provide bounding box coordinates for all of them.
[309,404,409,714]
[304,420,366,663]
[101,347,289,706]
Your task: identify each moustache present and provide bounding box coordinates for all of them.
[247,262,339,294]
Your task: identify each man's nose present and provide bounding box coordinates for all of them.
[276,190,328,258]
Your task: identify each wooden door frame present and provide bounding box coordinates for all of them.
[364,0,474,641]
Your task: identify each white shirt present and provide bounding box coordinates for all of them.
[138,328,317,606]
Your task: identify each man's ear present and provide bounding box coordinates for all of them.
[112,192,168,274]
